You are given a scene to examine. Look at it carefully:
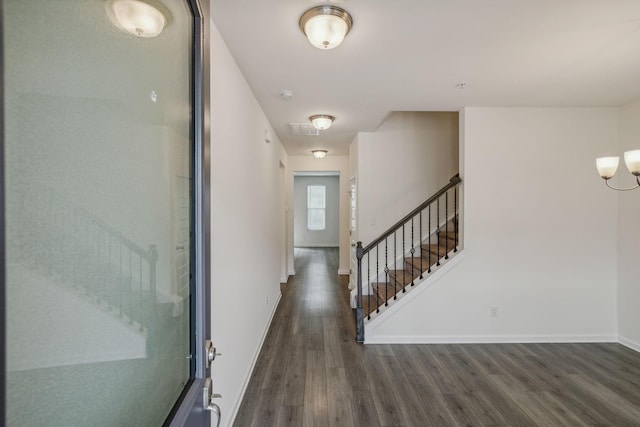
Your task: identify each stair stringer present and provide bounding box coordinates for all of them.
[363,249,465,343]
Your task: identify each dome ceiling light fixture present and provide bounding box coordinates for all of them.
[309,114,335,130]
[312,150,328,159]
[299,5,353,50]
[107,0,170,38]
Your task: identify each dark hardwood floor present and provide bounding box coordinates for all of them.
[233,247,640,426]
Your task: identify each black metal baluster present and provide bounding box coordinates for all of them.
[393,231,397,296]
[385,238,392,301]
[419,210,423,279]
[410,217,415,286]
[402,224,406,293]
[428,204,432,273]
[367,248,371,320]
[370,252,377,314]
[454,185,458,252]
[436,198,441,266]
[445,190,449,260]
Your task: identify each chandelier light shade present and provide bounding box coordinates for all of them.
[299,6,353,50]
[596,149,640,191]
[310,115,335,130]
[624,149,640,175]
[596,157,619,179]
[312,150,328,159]
[108,0,169,38]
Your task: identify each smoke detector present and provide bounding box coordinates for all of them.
[280,90,295,100]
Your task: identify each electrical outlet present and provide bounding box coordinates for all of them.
[490,306,499,318]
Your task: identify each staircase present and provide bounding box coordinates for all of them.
[361,228,458,317]
[354,175,462,342]
[9,185,159,342]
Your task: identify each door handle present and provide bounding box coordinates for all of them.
[351,243,356,247]
[204,378,222,427]
[208,402,221,427]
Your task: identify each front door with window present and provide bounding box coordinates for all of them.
[2,0,210,425]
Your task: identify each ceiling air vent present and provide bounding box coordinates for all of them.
[289,123,320,136]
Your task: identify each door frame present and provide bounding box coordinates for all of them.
[0,0,6,422]
[0,0,212,424]
[168,0,212,425]
[349,175,357,291]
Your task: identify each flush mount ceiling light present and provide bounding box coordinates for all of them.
[299,5,353,50]
[107,0,170,38]
[596,149,640,191]
[309,114,335,130]
[312,150,328,159]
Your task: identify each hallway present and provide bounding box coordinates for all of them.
[234,248,640,427]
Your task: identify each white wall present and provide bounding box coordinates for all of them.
[7,265,146,371]
[355,112,459,245]
[294,176,340,247]
[617,100,640,350]
[210,21,287,427]
[287,156,351,275]
[366,107,619,343]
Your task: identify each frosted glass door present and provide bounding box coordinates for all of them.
[4,0,196,425]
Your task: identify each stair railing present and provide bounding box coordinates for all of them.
[355,174,461,343]
[14,186,158,333]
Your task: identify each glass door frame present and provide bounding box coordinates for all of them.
[1,0,6,422]
[167,0,212,424]
[0,0,212,424]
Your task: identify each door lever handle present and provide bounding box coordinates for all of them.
[204,378,222,426]
[207,402,221,427]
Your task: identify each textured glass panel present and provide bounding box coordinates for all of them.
[4,0,193,426]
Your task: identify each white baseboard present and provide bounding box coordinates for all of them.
[365,334,618,345]
[338,269,350,275]
[227,291,282,427]
[288,269,295,276]
[619,336,640,353]
[279,276,288,284]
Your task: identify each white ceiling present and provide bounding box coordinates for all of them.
[210,0,640,156]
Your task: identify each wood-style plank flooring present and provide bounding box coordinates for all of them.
[234,247,640,426]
